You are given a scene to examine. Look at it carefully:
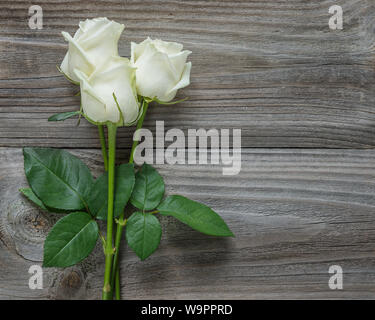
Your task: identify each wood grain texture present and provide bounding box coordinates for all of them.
[1,0,375,300]
[1,0,375,147]
[1,148,375,299]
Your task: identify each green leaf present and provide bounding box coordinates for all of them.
[125,211,162,260]
[43,212,99,267]
[88,164,135,220]
[130,164,165,211]
[48,111,80,122]
[20,187,47,210]
[157,195,234,237]
[23,147,93,211]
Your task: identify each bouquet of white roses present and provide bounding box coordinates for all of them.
[20,17,233,300]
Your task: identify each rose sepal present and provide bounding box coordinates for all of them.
[143,96,188,105]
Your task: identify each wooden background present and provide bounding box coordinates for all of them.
[1,0,375,299]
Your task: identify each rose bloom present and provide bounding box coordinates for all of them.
[74,56,140,125]
[60,17,124,82]
[131,37,192,102]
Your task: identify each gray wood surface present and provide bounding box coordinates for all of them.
[1,148,375,299]
[1,0,375,299]
[1,0,375,148]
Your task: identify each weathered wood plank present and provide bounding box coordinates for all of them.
[1,147,375,299]
[1,0,375,148]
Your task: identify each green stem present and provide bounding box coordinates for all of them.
[115,269,121,300]
[110,216,125,298]
[102,123,117,300]
[111,100,149,299]
[98,125,108,171]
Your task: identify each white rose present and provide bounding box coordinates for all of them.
[74,56,140,125]
[60,17,124,82]
[131,37,192,102]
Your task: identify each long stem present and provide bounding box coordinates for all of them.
[102,123,117,300]
[110,216,125,293]
[129,101,149,164]
[115,269,121,300]
[98,125,108,171]
[111,100,149,299]
[111,219,125,299]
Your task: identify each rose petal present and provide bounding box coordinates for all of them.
[168,61,192,93]
[84,57,139,124]
[153,39,183,55]
[135,44,177,100]
[61,32,95,81]
[74,69,109,123]
[168,50,191,76]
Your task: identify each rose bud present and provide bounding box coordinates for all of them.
[131,37,191,102]
[74,56,140,126]
[60,17,124,82]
